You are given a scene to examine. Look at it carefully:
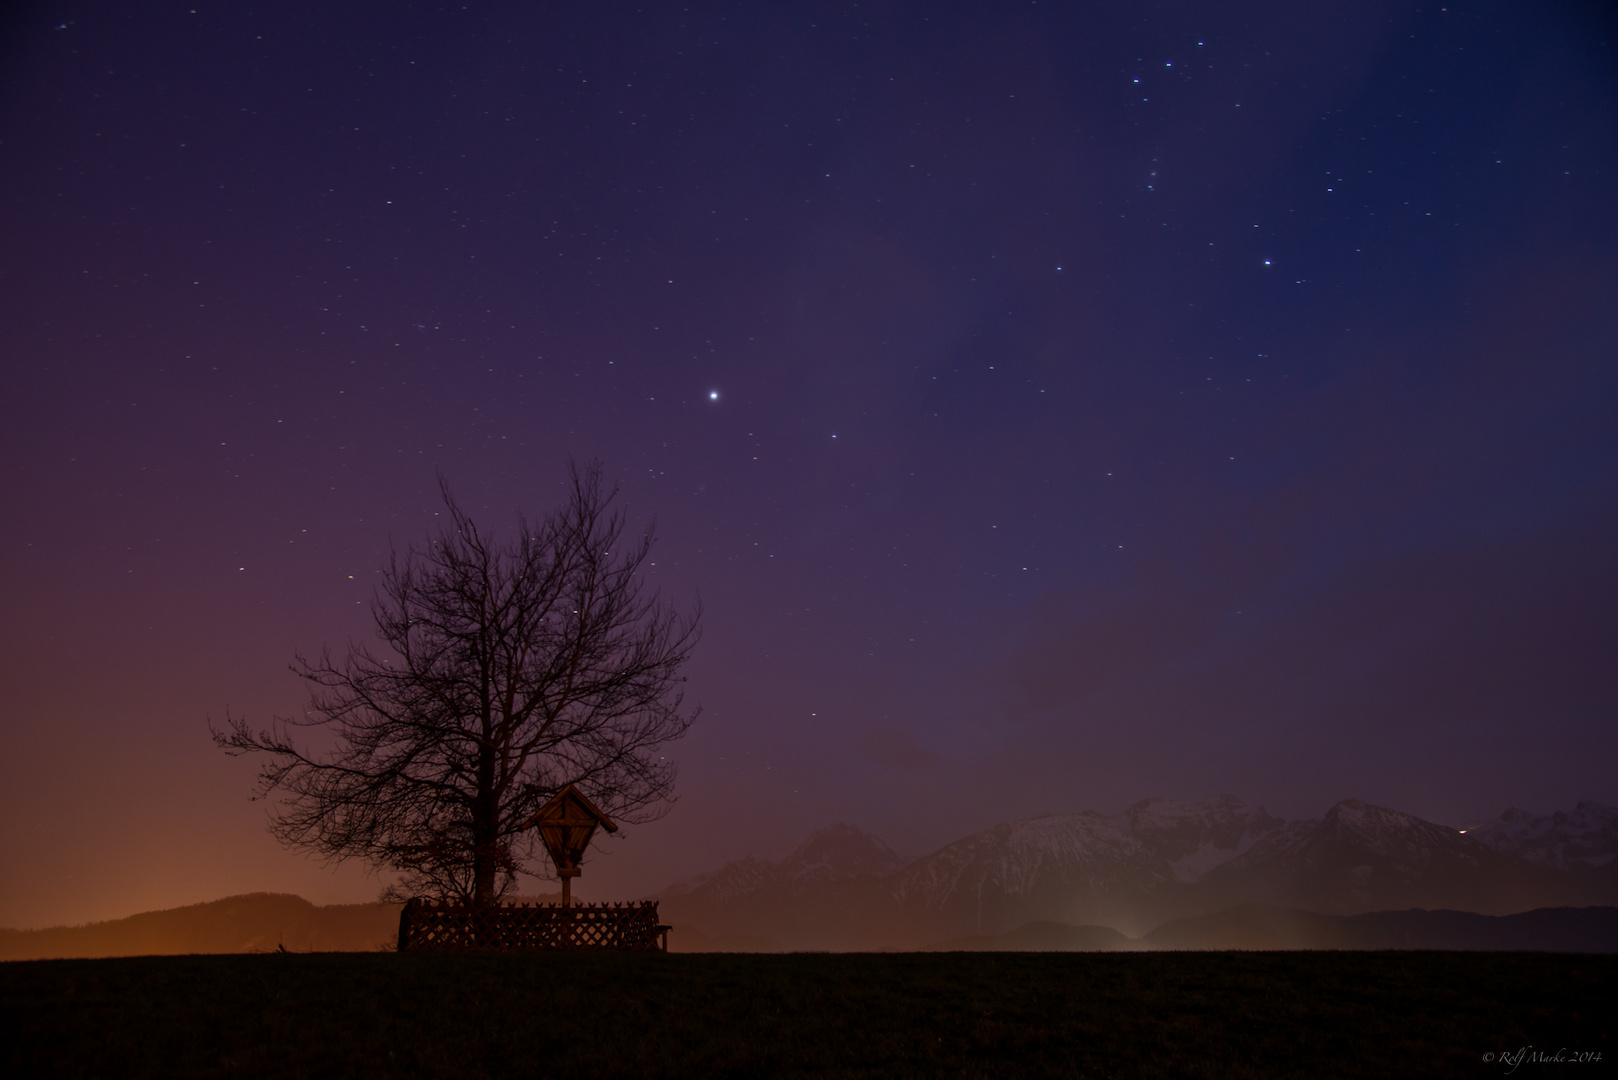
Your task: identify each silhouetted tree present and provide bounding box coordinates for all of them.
[214,463,700,906]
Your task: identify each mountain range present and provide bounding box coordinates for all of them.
[4,797,1613,959]
[658,797,1618,949]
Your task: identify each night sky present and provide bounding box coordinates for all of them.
[2,1,1615,929]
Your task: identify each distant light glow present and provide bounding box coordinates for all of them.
[709,390,720,401]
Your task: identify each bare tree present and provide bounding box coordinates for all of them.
[214,463,700,906]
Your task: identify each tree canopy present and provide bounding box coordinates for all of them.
[215,464,700,905]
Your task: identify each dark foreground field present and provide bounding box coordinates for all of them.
[2,951,1611,1079]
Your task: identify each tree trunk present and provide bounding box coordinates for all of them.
[472,740,499,907]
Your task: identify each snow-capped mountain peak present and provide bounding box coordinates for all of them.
[1118,795,1287,881]
[776,822,906,882]
[660,822,903,905]
[1467,802,1618,870]
[889,796,1293,917]
[1300,798,1477,868]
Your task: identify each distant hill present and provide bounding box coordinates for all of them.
[1140,904,1618,952]
[916,905,1618,953]
[924,921,1133,952]
[0,894,402,961]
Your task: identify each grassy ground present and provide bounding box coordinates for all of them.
[1,951,1611,1078]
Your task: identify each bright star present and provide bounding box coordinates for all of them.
[709,390,719,401]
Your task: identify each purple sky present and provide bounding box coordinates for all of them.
[2,0,1615,928]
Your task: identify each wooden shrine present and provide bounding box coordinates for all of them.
[524,784,617,908]
[397,784,669,952]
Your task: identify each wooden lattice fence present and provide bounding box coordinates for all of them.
[397,898,670,952]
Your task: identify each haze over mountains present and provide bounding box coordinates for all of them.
[4,797,1613,959]
[659,797,1618,949]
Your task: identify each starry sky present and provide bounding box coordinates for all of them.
[2,0,1615,928]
